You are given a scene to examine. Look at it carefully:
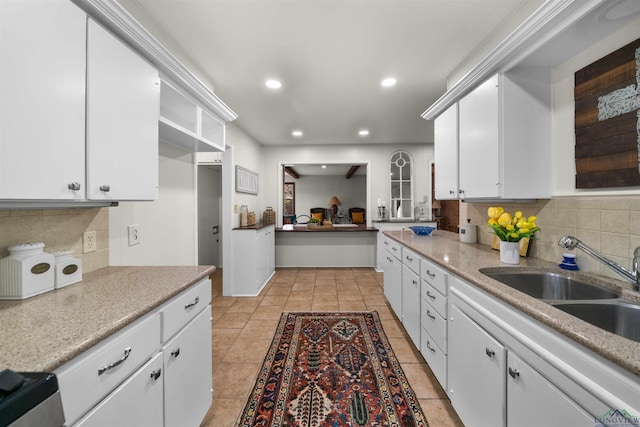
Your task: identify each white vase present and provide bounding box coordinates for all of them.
[499,241,520,265]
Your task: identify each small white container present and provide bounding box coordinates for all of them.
[0,243,55,299]
[52,249,82,289]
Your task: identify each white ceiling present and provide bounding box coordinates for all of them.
[121,0,543,146]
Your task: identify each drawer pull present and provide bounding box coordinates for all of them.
[508,367,520,379]
[426,270,436,278]
[171,348,181,358]
[68,182,81,191]
[412,280,418,285]
[426,340,436,353]
[99,184,110,192]
[184,296,200,310]
[405,256,413,262]
[98,347,131,375]
[426,290,436,300]
[150,369,162,380]
[392,247,397,251]
[426,310,436,320]
[485,348,495,358]
[384,241,389,246]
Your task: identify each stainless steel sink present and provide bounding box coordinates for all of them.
[552,301,640,343]
[480,270,619,301]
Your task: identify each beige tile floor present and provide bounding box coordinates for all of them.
[200,268,464,427]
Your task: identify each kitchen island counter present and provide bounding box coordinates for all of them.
[0,265,214,372]
[383,229,640,377]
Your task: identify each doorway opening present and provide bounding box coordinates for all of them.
[198,164,222,266]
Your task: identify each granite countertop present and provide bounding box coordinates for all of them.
[0,265,215,372]
[383,229,640,377]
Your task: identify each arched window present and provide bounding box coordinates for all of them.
[389,150,413,219]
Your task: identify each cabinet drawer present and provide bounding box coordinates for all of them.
[382,236,402,260]
[74,352,164,427]
[422,302,446,353]
[56,313,161,426]
[402,247,421,275]
[421,328,447,390]
[421,258,447,295]
[422,280,446,318]
[161,278,211,343]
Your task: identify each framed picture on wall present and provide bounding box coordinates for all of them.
[236,166,259,194]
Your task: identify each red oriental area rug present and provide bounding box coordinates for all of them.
[237,311,428,427]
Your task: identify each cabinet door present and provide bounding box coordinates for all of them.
[266,226,275,279]
[402,265,421,348]
[434,103,459,200]
[256,228,267,291]
[164,306,212,427]
[458,74,500,199]
[507,352,592,427]
[383,250,402,319]
[0,0,86,200]
[86,19,159,201]
[449,303,506,427]
[74,353,164,427]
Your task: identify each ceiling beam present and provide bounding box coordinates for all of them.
[345,165,360,179]
[284,166,300,179]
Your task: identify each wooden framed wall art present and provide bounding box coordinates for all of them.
[574,37,640,188]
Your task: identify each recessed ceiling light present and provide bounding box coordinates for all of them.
[265,79,282,89]
[381,78,396,87]
[321,165,327,169]
[291,130,303,137]
[358,129,370,137]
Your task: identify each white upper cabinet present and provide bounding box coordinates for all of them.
[444,71,551,201]
[433,103,459,200]
[86,19,160,201]
[0,0,86,200]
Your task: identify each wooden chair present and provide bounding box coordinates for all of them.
[310,207,325,222]
[349,208,366,224]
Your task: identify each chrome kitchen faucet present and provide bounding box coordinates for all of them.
[558,235,640,292]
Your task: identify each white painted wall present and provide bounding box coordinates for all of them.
[109,142,197,265]
[551,14,640,196]
[289,174,366,220]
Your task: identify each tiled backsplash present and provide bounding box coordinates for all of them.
[0,208,109,274]
[465,196,640,285]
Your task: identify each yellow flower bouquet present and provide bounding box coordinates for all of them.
[487,207,540,242]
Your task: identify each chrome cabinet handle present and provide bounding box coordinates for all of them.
[98,347,131,375]
[486,348,495,358]
[150,369,161,380]
[392,247,397,252]
[412,279,418,285]
[508,367,520,379]
[184,296,199,310]
[99,185,110,192]
[426,340,436,353]
[384,241,389,246]
[426,290,436,300]
[405,256,413,262]
[68,182,81,191]
[426,310,436,320]
[426,270,436,278]
[449,190,455,195]
[171,348,180,358]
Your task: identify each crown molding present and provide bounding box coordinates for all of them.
[73,0,237,122]
[421,0,603,120]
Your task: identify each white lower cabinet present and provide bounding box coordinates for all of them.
[382,236,402,318]
[233,225,275,296]
[401,263,421,347]
[56,277,212,426]
[163,306,213,427]
[74,353,164,427]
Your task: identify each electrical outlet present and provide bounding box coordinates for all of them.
[83,231,97,253]
[128,224,141,246]
[234,204,238,213]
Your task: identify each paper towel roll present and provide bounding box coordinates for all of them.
[459,221,477,243]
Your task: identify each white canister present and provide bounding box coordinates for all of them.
[459,220,477,243]
[0,243,55,299]
[53,249,82,289]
